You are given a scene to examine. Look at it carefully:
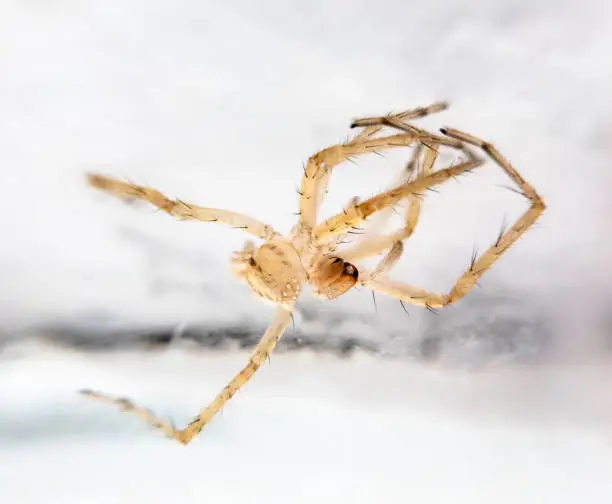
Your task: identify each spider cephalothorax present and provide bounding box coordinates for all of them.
[82,102,545,445]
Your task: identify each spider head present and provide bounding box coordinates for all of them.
[308,256,359,300]
[231,239,306,308]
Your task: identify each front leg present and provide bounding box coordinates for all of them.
[312,147,483,244]
[87,174,279,240]
[299,103,453,232]
[298,132,418,231]
[341,143,439,263]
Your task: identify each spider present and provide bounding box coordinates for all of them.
[81,102,545,445]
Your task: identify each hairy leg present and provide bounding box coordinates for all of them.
[351,113,462,149]
[80,306,294,445]
[298,103,450,232]
[312,145,484,244]
[341,143,439,263]
[87,174,279,240]
[365,128,546,308]
[352,102,448,141]
[298,132,418,231]
[360,241,404,284]
[357,240,440,307]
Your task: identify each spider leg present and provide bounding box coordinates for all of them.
[360,241,404,284]
[353,102,448,141]
[341,143,439,263]
[356,239,435,306]
[80,306,294,445]
[298,132,419,231]
[358,241,437,308]
[364,128,546,308]
[352,112,462,150]
[299,102,452,230]
[364,275,450,308]
[298,103,449,232]
[87,174,279,240]
[312,145,484,244]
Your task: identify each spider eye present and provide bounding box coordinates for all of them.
[342,263,358,280]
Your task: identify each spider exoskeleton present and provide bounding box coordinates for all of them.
[81,102,545,445]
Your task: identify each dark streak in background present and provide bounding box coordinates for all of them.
[18,287,553,368]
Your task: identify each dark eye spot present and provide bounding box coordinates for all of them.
[249,258,256,267]
[332,257,343,264]
[342,263,358,280]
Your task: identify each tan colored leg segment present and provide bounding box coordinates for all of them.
[352,102,448,141]
[312,146,484,244]
[80,306,294,445]
[361,241,404,284]
[352,115,462,149]
[298,133,418,230]
[87,174,279,241]
[365,128,546,308]
[341,143,439,263]
[299,103,450,232]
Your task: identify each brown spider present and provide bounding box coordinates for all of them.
[81,102,545,445]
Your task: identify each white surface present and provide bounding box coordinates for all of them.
[1,343,612,503]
